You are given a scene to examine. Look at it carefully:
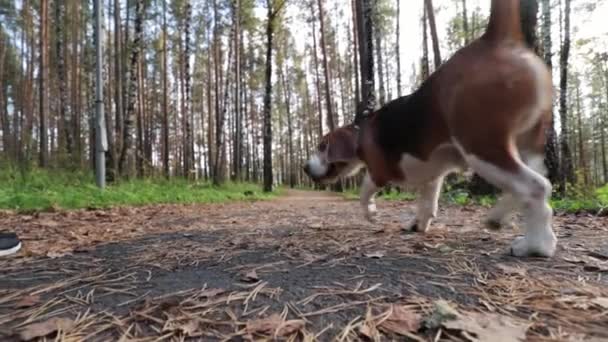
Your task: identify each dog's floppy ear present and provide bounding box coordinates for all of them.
[327,127,358,163]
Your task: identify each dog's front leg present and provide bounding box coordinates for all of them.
[360,173,379,222]
[407,177,444,233]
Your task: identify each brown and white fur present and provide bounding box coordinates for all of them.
[303,0,556,258]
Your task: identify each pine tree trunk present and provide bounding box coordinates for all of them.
[262,1,282,193]
[115,0,124,175]
[310,3,324,138]
[354,0,375,123]
[56,0,72,159]
[119,0,143,177]
[462,0,469,44]
[374,11,386,106]
[421,4,430,80]
[39,0,49,167]
[424,0,442,69]
[183,1,193,178]
[233,0,242,181]
[541,0,560,186]
[317,0,335,132]
[162,0,170,177]
[395,0,402,97]
[559,0,574,193]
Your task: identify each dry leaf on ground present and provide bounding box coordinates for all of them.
[364,251,385,259]
[425,300,459,329]
[495,263,527,277]
[442,312,529,342]
[198,288,225,298]
[241,270,260,282]
[14,295,41,309]
[17,317,74,341]
[245,314,305,338]
[378,305,422,336]
[591,297,608,309]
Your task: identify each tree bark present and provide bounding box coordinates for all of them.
[374,2,386,106]
[395,0,402,96]
[233,0,242,181]
[540,0,560,186]
[162,0,170,177]
[119,0,144,177]
[424,0,442,69]
[262,0,284,192]
[115,0,124,175]
[462,0,470,44]
[421,3,430,79]
[559,0,574,193]
[354,0,375,124]
[317,0,335,131]
[39,0,49,167]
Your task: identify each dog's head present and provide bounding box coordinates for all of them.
[303,125,363,184]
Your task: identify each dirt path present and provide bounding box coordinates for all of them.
[1,190,608,341]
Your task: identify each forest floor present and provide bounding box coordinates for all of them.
[1,190,608,341]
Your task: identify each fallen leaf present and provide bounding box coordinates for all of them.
[308,222,323,229]
[495,263,527,277]
[359,308,380,340]
[425,300,459,329]
[46,250,71,259]
[246,314,305,337]
[18,317,74,341]
[37,219,60,228]
[364,251,385,259]
[442,312,529,342]
[14,295,41,309]
[199,288,225,298]
[241,270,259,282]
[378,305,422,336]
[592,297,608,309]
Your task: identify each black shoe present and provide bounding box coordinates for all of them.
[0,232,21,257]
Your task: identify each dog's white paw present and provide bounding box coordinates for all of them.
[364,204,377,222]
[509,235,557,258]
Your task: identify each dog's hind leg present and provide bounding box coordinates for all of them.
[454,138,556,257]
[407,176,444,233]
[360,172,379,222]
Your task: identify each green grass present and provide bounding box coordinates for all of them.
[0,169,278,212]
[342,183,608,214]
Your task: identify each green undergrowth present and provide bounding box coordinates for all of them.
[342,183,608,214]
[0,169,278,212]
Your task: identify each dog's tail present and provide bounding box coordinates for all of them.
[484,0,524,42]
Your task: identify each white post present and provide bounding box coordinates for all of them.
[94,0,107,188]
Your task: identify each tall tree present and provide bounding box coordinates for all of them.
[421,3,430,79]
[354,0,375,123]
[395,0,401,96]
[55,0,73,158]
[183,0,193,177]
[317,0,335,131]
[559,0,574,192]
[424,0,441,69]
[540,0,560,186]
[233,0,242,181]
[38,0,49,167]
[462,0,470,44]
[374,1,386,106]
[262,0,286,192]
[162,0,169,177]
[119,0,144,176]
[114,0,124,175]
